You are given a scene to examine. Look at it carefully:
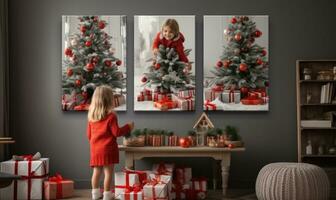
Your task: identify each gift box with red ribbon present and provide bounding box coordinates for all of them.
[176,88,195,98]
[44,173,74,200]
[154,98,176,111]
[137,89,153,102]
[248,88,267,99]
[190,177,207,199]
[172,94,195,111]
[203,100,216,111]
[152,163,174,176]
[175,167,192,185]
[143,174,172,200]
[113,94,126,107]
[153,92,172,102]
[0,157,49,200]
[115,169,148,198]
[241,96,263,105]
[221,90,240,104]
[204,87,223,101]
[170,181,190,200]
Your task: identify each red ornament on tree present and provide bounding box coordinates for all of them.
[80,25,87,33]
[264,80,269,87]
[240,87,249,94]
[64,48,73,57]
[179,137,191,148]
[216,61,223,67]
[141,76,147,83]
[116,60,122,66]
[261,49,267,56]
[254,30,262,37]
[256,58,263,65]
[104,60,112,67]
[231,17,237,24]
[66,68,73,77]
[85,40,92,47]
[82,91,88,99]
[92,56,99,64]
[98,21,105,29]
[75,79,81,87]
[86,63,94,71]
[223,60,230,68]
[239,63,248,72]
[234,33,242,41]
[154,63,161,70]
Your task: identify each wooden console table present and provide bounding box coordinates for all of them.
[119,145,245,196]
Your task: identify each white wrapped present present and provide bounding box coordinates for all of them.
[152,163,174,175]
[143,174,172,200]
[0,158,49,200]
[115,170,147,198]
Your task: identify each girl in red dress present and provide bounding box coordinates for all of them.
[87,85,134,200]
[152,18,192,70]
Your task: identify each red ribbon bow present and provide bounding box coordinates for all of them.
[48,173,65,199]
[204,100,216,110]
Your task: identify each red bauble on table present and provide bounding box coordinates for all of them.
[154,63,161,70]
[141,76,147,83]
[116,60,122,66]
[85,40,92,47]
[234,33,242,41]
[75,79,81,87]
[231,17,237,24]
[80,25,87,33]
[179,137,191,148]
[216,61,223,67]
[86,63,94,71]
[256,58,263,65]
[239,63,248,72]
[64,48,73,57]
[66,68,73,77]
[223,60,230,68]
[98,21,105,29]
[104,60,112,67]
[254,30,262,37]
[240,87,249,94]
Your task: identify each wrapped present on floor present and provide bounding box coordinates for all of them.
[171,181,190,200]
[117,186,143,200]
[172,94,195,111]
[143,174,172,200]
[0,155,49,200]
[175,167,192,185]
[115,169,148,198]
[204,86,223,101]
[114,94,126,107]
[154,98,176,111]
[137,89,153,102]
[168,135,179,146]
[153,92,172,102]
[153,163,174,176]
[221,90,240,104]
[203,100,217,111]
[191,177,207,200]
[44,173,74,200]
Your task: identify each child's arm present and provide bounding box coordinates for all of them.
[176,44,189,63]
[87,123,91,140]
[109,115,131,137]
[152,32,161,51]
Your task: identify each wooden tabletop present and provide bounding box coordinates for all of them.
[0,140,15,144]
[118,145,245,152]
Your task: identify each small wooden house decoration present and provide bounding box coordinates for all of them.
[193,112,214,146]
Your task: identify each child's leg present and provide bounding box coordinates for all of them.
[103,164,114,192]
[91,166,102,189]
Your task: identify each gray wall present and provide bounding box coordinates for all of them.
[8,0,336,188]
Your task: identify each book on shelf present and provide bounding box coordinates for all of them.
[320,83,335,104]
[301,120,332,128]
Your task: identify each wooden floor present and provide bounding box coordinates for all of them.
[66,189,257,200]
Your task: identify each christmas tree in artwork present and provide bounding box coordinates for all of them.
[210,16,269,94]
[62,16,125,110]
[141,45,194,93]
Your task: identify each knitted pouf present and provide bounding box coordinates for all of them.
[256,162,330,200]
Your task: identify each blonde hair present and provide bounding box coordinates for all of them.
[162,19,180,38]
[88,85,114,122]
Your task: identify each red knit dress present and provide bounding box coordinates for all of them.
[87,112,130,167]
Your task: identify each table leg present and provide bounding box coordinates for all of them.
[221,153,231,196]
[212,160,217,190]
[125,152,134,170]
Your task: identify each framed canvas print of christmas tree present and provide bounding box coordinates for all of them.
[204,16,269,111]
[134,16,195,111]
[62,15,127,111]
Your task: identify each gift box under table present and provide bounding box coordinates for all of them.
[0,158,49,200]
[44,174,74,200]
[143,174,172,200]
[175,167,192,185]
[115,170,148,198]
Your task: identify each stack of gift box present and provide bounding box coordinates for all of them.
[0,152,74,200]
[136,86,196,111]
[204,85,269,108]
[114,163,207,200]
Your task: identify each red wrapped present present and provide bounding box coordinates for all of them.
[172,94,195,111]
[154,98,176,111]
[241,96,263,105]
[248,88,267,99]
[44,173,74,200]
[74,103,90,111]
[168,135,179,146]
[0,156,49,200]
[175,167,192,185]
[152,135,162,147]
[113,94,126,107]
[153,92,172,102]
[203,100,216,111]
